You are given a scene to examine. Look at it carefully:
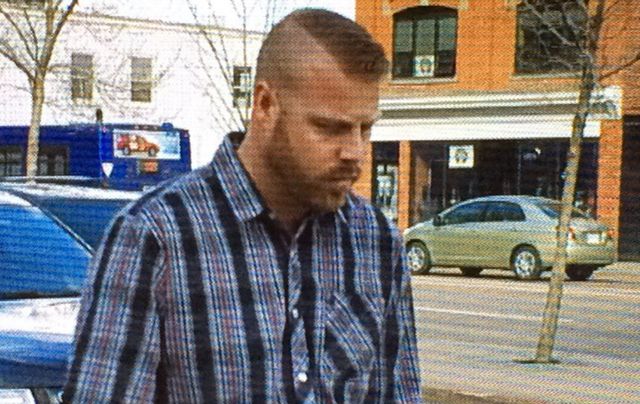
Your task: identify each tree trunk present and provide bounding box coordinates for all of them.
[531,0,608,363]
[26,77,45,179]
[533,62,597,363]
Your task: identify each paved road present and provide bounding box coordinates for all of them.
[413,264,640,403]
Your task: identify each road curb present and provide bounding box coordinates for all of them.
[422,387,547,404]
[607,261,640,271]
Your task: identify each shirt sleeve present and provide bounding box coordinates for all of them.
[63,210,165,403]
[385,231,423,403]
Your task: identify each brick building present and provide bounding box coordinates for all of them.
[353,0,640,259]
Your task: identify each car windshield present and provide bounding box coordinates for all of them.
[0,204,91,300]
[535,201,590,219]
[32,197,129,249]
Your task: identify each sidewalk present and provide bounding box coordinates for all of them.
[595,261,640,282]
[420,343,640,403]
[420,261,640,403]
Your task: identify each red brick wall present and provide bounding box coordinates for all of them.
[597,120,624,238]
[353,143,374,200]
[411,148,429,225]
[356,0,635,235]
[357,0,637,98]
[397,141,412,230]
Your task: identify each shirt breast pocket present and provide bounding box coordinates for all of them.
[319,291,381,403]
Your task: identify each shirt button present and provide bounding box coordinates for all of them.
[291,308,300,319]
[297,372,308,383]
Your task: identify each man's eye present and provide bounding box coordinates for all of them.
[361,124,374,138]
[317,123,348,135]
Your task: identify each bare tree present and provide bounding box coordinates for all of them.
[48,17,182,124]
[0,0,79,177]
[514,0,640,363]
[185,0,291,133]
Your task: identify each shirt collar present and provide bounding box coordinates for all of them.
[210,135,351,225]
[336,200,349,225]
[210,135,266,222]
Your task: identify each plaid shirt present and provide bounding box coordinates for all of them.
[63,136,422,403]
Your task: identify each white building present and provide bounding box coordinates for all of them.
[0,4,264,168]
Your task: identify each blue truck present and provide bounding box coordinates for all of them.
[0,123,191,190]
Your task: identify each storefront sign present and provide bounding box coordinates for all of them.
[414,55,435,77]
[448,145,474,168]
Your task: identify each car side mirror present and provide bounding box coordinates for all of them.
[433,215,444,226]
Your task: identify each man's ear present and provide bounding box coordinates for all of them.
[252,81,280,131]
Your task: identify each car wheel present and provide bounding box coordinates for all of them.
[123,146,131,155]
[460,267,483,277]
[148,147,158,157]
[406,241,431,275]
[511,246,542,280]
[566,265,596,281]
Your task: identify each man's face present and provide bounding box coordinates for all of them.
[266,54,380,215]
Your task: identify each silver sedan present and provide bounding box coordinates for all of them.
[404,195,616,281]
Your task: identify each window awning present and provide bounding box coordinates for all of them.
[371,115,601,141]
[372,87,621,142]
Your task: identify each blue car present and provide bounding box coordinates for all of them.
[0,183,139,403]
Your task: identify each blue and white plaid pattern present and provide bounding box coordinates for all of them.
[63,136,422,403]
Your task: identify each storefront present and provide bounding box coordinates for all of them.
[367,88,622,230]
[406,139,598,224]
[619,117,640,260]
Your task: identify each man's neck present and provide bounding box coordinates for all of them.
[237,137,306,235]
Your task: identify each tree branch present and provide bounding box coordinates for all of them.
[0,41,34,82]
[600,51,640,80]
[22,7,40,62]
[520,0,575,47]
[589,0,607,53]
[0,5,38,63]
[187,2,233,90]
[41,0,78,73]
[194,41,242,128]
[603,0,625,18]
[229,0,243,21]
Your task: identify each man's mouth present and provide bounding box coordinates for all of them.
[329,175,357,186]
[330,174,357,182]
[328,167,361,182]
[329,177,357,194]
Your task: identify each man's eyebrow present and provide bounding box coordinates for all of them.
[364,113,382,126]
[309,116,352,129]
[309,113,381,128]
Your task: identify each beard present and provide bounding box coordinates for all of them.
[266,118,359,215]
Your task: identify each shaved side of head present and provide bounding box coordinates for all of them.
[255,8,388,90]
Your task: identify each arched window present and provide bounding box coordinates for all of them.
[393,6,458,79]
[515,0,588,74]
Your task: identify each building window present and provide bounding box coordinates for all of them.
[0,147,23,176]
[71,53,93,101]
[373,142,399,223]
[232,66,252,108]
[515,0,588,74]
[393,6,458,79]
[0,146,69,176]
[37,146,68,176]
[131,57,152,102]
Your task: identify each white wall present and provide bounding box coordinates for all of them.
[0,11,264,168]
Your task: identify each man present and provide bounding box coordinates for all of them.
[64,8,421,403]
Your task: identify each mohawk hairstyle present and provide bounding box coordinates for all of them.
[255,8,389,85]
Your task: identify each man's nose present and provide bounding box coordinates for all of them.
[339,130,367,162]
